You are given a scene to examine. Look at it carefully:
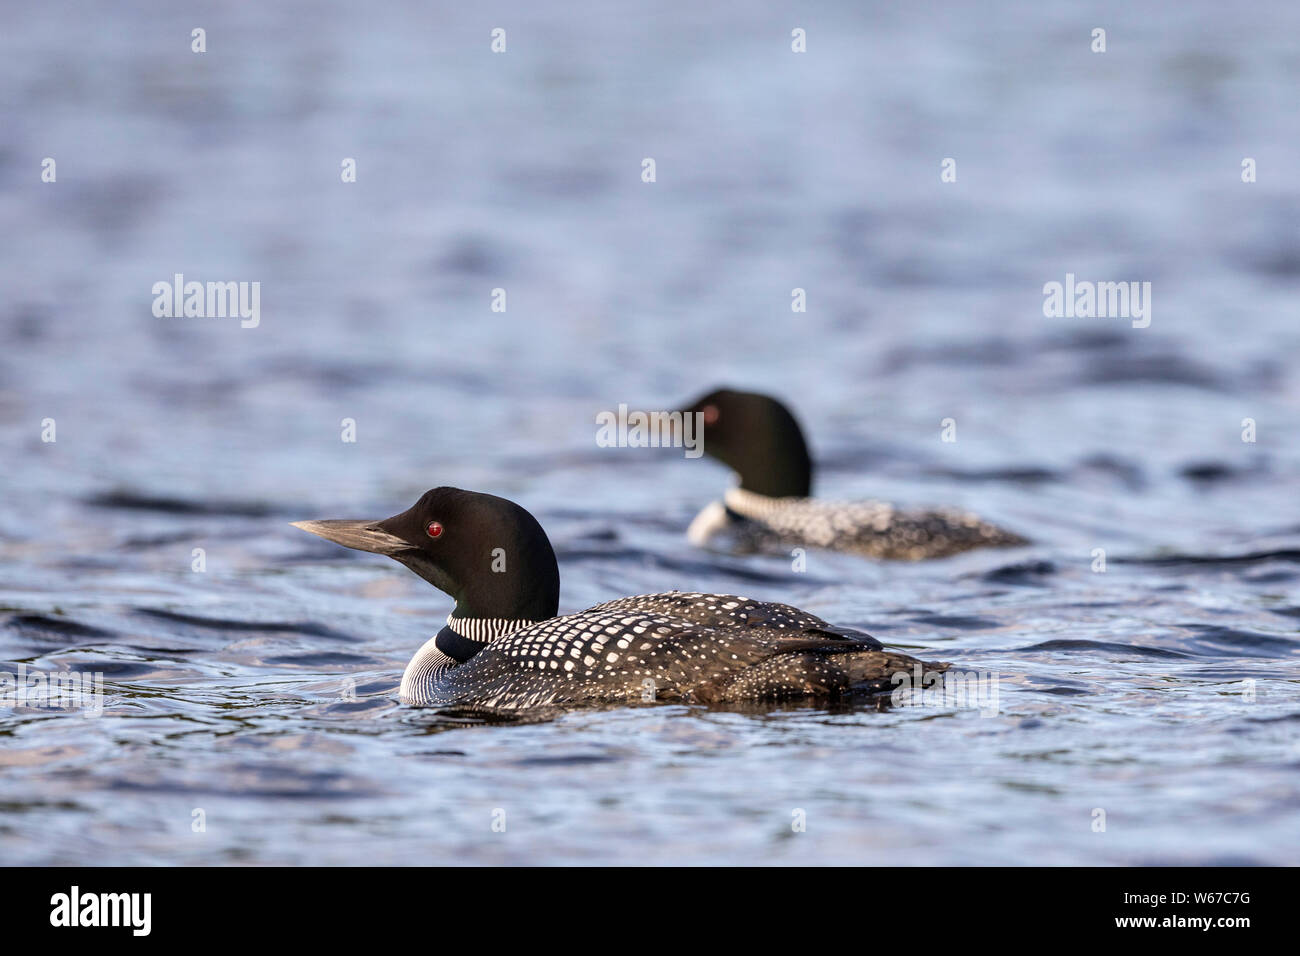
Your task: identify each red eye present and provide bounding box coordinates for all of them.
[426,521,444,538]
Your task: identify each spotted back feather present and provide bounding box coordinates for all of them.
[406,591,942,711]
[714,488,1027,560]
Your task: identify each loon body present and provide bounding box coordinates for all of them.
[292,487,944,711]
[680,388,1027,560]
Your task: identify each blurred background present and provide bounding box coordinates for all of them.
[1,0,1298,865]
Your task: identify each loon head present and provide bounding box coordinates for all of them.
[291,487,560,623]
[680,387,813,498]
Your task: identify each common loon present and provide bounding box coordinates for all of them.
[679,387,1028,560]
[292,487,945,711]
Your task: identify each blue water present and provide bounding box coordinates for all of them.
[2,0,1298,864]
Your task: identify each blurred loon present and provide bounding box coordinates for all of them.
[292,487,944,711]
[679,388,1027,560]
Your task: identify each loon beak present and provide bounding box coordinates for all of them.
[290,519,412,556]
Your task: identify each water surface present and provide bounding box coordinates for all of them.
[2,0,1299,864]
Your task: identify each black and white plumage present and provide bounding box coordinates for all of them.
[680,387,1028,560]
[292,487,945,711]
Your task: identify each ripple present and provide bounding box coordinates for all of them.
[978,560,1057,585]
[908,614,999,630]
[262,652,377,667]
[4,614,118,642]
[1019,639,1193,660]
[135,608,358,641]
[1177,624,1299,657]
[1117,550,1300,568]
[87,491,285,517]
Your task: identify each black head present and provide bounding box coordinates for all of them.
[680,388,813,497]
[292,487,560,621]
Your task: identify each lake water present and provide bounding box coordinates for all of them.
[2,0,1298,865]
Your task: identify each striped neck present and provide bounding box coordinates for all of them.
[724,486,801,520]
[401,614,541,702]
[446,614,538,642]
[417,614,544,685]
[399,635,457,704]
